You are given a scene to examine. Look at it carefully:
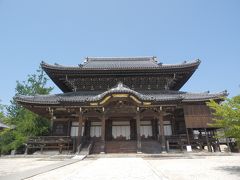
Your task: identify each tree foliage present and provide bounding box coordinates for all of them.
[0,67,53,154]
[207,95,240,144]
[0,102,5,120]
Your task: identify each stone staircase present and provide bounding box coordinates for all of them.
[91,140,104,154]
[90,140,161,154]
[105,141,137,153]
[79,141,90,155]
[141,140,162,154]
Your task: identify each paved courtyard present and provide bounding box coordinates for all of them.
[0,154,240,180]
[0,157,61,177]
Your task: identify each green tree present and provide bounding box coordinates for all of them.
[0,67,54,154]
[0,102,5,120]
[207,95,240,145]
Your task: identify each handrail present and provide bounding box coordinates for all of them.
[77,136,86,154]
[87,139,95,155]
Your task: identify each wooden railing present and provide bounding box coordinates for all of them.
[25,136,72,154]
[165,135,221,152]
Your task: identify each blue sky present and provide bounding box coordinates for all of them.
[0,0,239,105]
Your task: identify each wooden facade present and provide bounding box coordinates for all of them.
[16,57,227,154]
[183,104,213,128]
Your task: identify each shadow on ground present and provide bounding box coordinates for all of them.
[215,166,240,176]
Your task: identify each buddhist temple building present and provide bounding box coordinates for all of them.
[15,57,227,154]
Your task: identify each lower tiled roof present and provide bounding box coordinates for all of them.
[15,83,227,105]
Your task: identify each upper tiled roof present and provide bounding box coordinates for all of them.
[41,57,201,70]
[82,57,159,69]
[40,57,201,92]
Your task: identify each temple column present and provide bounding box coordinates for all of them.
[204,128,212,152]
[100,109,106,153]
[158,109,166,152]
[151,119,157,140]
[186,128,190,145]
[49,108,54,135]
[136,107,141,153]
[77,108,83,153]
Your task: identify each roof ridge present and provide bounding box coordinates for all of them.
[41,58,200,69]
[85,56,155,61]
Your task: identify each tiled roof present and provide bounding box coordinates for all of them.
[182,91,228,102]
[82,57,159,69]
[15,83,227,105]
[41,57,201,70]
[40,57,201,93]
[15,94,60,104]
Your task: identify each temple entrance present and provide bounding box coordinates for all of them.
[112,120,131,140]
[105,118,137,153]
[81,93,167,154]
[140,120,153,139]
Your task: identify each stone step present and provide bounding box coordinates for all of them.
[141,140,161,154]
[105,141,137,153]
[91,140,161,154]
[91,141,104,154]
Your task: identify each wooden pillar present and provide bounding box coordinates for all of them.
[217,138,221,152]
[158,109,166,152]
[186,128,190,145]
[84,120,91,139]
[172,115,176,135]
[204,128,211,152]
[151,119,158,140]
[49,108,54,135]
[67,120,71,136]
[100,109,106,153]
[108,119,112,141]
[130,119,136,140]
[77,108,83,153]
[213,129,221,152]
[50,119,54,135]
[198,130,203,151]
[226,137,231,152]
[136,107,141,153]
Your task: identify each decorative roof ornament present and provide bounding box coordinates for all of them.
[116,82,124,89]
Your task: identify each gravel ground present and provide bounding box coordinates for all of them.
[146,156,240,180]
[0,154,240,180]
[0,158,61,177]
[28,157,164,180]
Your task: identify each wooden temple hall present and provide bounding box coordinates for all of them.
[15,57,227,154]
